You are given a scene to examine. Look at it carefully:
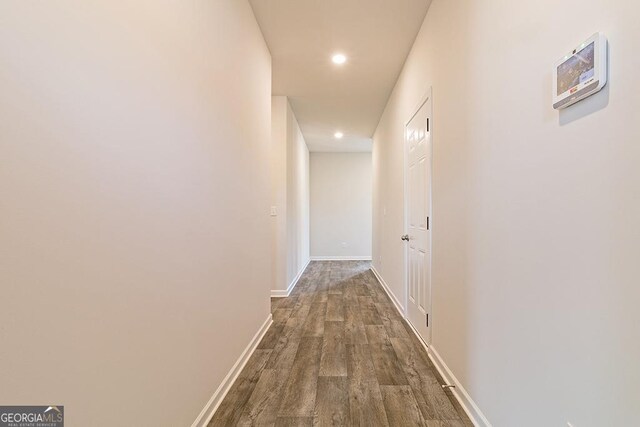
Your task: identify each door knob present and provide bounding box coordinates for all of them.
[401,234,409,241]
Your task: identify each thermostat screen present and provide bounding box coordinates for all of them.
[557,42,595,95]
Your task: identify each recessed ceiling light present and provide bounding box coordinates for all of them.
[334,131,344,139]
[331,53,347,65]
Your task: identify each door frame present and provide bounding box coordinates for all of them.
[403,87,433,345]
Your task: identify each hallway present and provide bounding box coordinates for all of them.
[210,261,471,426]
[3,1,639,425]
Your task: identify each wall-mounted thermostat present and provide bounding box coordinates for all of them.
[553,32,608,109]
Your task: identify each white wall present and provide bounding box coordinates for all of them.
[271,97,310,294]
[286,102,311,285]
[271,97,289,294]
[0,2,272,426]
[310,152,372,259]
[372,1,640,426]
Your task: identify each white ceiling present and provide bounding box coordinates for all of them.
[249,0,432,152]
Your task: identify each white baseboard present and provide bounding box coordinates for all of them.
[310,256,372,261]
[428,345,492,427]
[369,266,490,427]
[271,258,310,298]
[370,265,405,315]
[191,314,273,427]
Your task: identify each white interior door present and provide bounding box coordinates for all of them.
[404,95,432,344]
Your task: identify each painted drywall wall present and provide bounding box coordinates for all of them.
[0,2,272,426]
[271,97,310,294]
[310,152,372,259]
[271,97,289,294]
[286,102,311,285]
[372,0,640,426]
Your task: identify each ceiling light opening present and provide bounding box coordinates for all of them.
[331,53,347,65]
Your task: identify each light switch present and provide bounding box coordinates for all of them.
[270,206,277,216]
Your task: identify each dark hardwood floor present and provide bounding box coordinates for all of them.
[209,261,472,427]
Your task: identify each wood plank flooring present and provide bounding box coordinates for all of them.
[209,261,472,427]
